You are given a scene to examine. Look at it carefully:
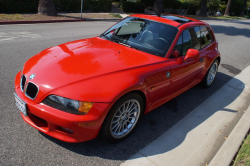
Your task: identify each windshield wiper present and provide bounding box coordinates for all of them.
[119,42,138,50]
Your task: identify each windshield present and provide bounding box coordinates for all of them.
[101,17,178,57]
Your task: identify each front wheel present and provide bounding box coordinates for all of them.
[100,93,144,143]
[201,59,219,88]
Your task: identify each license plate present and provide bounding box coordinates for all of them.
[14,93,27,116]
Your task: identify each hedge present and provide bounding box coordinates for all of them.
[230,0,245,16]
[139,0,154,7]
[0,0,39,13]
[54,0,112,12]
[0,0,112,13]
[121,1,145,13]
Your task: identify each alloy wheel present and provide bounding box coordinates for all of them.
[207,62,218,86]
[110,99,140,139]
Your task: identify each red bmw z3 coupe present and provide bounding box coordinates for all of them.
[14,14,220,143]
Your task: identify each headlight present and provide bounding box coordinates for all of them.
[43,95,93,115]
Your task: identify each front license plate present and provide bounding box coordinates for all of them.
[14,93,27,116]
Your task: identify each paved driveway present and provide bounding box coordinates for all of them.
[0,19,250,165]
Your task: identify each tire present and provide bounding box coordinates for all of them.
[100,93,144,143]
[201,59,219,88]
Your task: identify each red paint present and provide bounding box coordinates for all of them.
[15,15,220,142]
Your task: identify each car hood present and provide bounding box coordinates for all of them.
[22,37,165,98]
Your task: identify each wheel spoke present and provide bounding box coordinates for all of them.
[129,115,137,119]
[118,125,122,134]
[112,118,119,124]
[111,122,119,130]
[129,105,137,113]
[129,110,137,115]
[122,104,126,112]
[114,124,120,134]
[125,101,130,112]
[118,108,123,114]
[127,102,135,112]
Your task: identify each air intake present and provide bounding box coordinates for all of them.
[25,82,39,99]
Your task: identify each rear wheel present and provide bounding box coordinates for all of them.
[201,59,219,88]
[100,93,144,143]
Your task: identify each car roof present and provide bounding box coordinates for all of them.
[130,14,204,27]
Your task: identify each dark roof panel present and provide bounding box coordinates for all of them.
[161,15,193,24]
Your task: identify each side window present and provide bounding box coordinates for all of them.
[182,29,192,56]
[172,34,182,57]
[200,26,213,49]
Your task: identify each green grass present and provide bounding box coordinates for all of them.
[0,14,23,20]
[233,133,250,166]
[109,13,122,18]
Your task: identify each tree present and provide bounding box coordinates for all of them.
[153,0,164,17]
[199,0,208,17]
[240,0,248,16]
[38,0,57,16]
[224,0,232,16]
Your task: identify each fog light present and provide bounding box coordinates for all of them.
[79,122,97,127]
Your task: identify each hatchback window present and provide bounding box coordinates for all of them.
[200,26,213,49]
[101,17,178,57]
[206,27,214,42]
[191,26,201,50]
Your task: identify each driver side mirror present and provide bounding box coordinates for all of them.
[184,49,199,62]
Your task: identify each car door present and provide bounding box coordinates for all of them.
[144,61,171,111]
[167,27,203,99]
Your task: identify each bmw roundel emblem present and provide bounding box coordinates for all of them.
[29,74,36,80]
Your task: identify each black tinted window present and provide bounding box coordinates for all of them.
[182,29,192,56]
[171,34,182,57]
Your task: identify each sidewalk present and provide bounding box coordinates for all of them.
[0,13,128,25]
[121,65,250,166]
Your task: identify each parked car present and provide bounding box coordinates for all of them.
[14,14,220,143]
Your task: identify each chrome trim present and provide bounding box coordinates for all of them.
[20,75,26,92]
[20,75,23,92]
[25,81,39,100]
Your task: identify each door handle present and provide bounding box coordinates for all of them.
[199,58,204,62]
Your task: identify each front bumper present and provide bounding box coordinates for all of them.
[15,71,112,143]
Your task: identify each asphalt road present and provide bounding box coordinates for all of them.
[1,19,250,166]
